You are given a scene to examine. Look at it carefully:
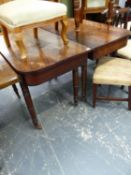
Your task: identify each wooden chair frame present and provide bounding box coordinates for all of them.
[93,84,131,110]
[0,52,20,98]
[72,0,119,29]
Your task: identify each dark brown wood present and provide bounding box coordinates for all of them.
[93,84,131,110]
[19,76,42,129]
[70,20,129,59]
[81,61,87,101]
[1,29,88,128]
[72,0,83,30]
[96,96,128,101]
[44,19,129,59]
[72,68,79,105]
[107,0,114,25]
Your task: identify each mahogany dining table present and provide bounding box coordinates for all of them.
[1,19,130,129]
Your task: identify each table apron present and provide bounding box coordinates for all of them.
[22,56,87,86]
[88,37,128,59]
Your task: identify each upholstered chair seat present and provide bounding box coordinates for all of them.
[0,0,68,59]
[93,57,131,110]
[117,39,131,59]
[0,0,67,28]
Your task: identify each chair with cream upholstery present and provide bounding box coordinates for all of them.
[0,0,68,60]
[93,57,131,110]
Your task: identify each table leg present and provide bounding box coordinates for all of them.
[72,68,79,105]
[20,77,42,129]
[81,62,87,101]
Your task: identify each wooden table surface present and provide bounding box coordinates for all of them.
[0,29,89,75]
[44,19,130,59]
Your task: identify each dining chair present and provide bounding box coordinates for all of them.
[0,0,68,60]
[93,57,131,110]
[92,1,131,109]
[0,51,20,98]
[73,0,115,30]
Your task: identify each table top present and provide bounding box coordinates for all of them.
[0,29,89,74]
[44,19,130,56]
[68,19,129,49]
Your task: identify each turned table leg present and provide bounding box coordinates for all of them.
[81,61,87,101]
[19,76,42,129]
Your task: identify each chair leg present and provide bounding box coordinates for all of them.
[12,84,20,98]
[128,86,131,110]
[1,25,11,48]
[14,32,27,60]
[60,16,68,45]
[72,68,79,105]
[93,84,97,108]
[33,28,38,39]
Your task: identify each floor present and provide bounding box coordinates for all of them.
[0,60,131,175]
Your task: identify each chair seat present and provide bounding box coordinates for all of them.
[93,57,131,86]
[117,39,131,59]
[0,0,67,28]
